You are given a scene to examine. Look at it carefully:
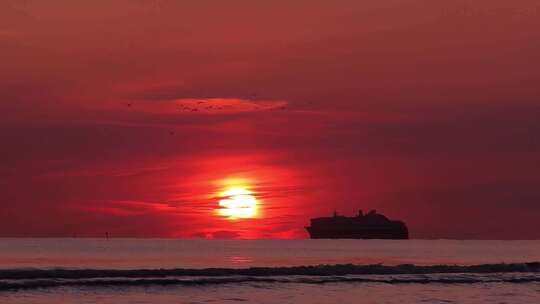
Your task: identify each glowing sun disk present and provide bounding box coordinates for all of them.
[218,187,258,219]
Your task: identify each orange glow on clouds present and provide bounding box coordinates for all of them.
[174,98,287,114]
[113,98,288,115]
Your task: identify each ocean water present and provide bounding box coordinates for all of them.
[0,239,539,303]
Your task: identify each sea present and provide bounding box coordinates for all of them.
[0,239,539,303]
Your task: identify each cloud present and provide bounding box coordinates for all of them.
[210,230,241,239]
[80,200,179,217]
[175,98,287,114]
[120,98,288,115]
[190,230,242,239]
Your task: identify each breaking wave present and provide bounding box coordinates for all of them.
[1,262,539,291]
[2,262,539,280]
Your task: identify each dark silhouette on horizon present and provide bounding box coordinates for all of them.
[306,210,409,239]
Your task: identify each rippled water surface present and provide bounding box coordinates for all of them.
[1,239,539,269]
[0,239,539,303]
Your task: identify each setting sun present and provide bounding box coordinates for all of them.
[217,187,258,219]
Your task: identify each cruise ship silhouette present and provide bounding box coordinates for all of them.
[306,210,409,239]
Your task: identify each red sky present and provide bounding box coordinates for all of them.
[1,0,540,239]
